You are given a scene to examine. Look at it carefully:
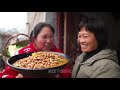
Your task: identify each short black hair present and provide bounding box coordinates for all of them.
[30,22,55,42]
[78,17,108,48]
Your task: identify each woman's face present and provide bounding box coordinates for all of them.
[34,27,54,51]
[77,27,98,53]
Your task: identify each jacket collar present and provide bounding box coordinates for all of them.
[77,49,117,66]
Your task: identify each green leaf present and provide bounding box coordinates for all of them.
[16,45,23,49]
[15,63,20,67]
[57,60,63,62]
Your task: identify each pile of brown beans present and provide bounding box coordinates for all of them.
[13,52,68,69]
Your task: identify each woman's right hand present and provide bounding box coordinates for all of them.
[16,73,23,78]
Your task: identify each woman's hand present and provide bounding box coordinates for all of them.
[55,74,60,78]
[16,73,23,78]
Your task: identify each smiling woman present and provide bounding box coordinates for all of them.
[72,17,120,78]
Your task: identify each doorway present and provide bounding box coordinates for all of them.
[57,12,82,60]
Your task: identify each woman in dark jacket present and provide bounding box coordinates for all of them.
[72,17,120,78]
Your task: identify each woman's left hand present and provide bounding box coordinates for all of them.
[16,73,23,78]
[55,74,60,78]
